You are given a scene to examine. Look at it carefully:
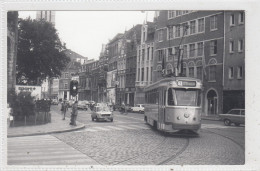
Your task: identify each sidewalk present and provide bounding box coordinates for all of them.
[7,110,85,138]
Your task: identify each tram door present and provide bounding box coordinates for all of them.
[158,89,166,129]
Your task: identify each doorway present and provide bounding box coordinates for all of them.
[207,90,218,115]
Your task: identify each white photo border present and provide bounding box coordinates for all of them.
[1,0,260,171]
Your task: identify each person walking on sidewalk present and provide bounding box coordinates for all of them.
[70,101,78,126]
[61,99,68,120]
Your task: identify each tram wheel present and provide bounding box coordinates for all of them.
[224,119,231,126]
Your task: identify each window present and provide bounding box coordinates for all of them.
[158,50,163,61]
[151,47,154,60]
[147,47,150,60]
[229,41,234,53]
[190,20,196,34]
[176,10,182,16]
[65,73,69,78]
[168,26,173,39]
[210,40,217,55]
[150,67,153,82]
[168,48,173,61]
[146,67,149,81]
[168,88,175,106]
[238,39,243,52]
[237,66,243,79]
[175,25,181,38]
[168,11,175,19]
[174,47,180,60]
[183,22,189,36]
[189,44,195,58]
[189,67,194,77]
[158,29,163,42]
[142,49,145,61]
[197,42,204,56]
[183,45,188,59]
[64,83,68,89]
[182,67,187,77]
[141,68,144,81]
[137,69,140,81]
[228,109,240,115]
[209,65,216,81]
[239,12,244,24]
[138,50,141,62]
[198,18,205,32]
[229,67,234,79]
[230,14,235,26]
[210,15,218,30]
[196,66,202,79]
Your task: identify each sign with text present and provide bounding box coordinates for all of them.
[15,85,42,99]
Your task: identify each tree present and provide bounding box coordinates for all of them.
[16,18,70,85]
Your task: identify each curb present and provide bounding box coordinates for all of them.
[7,124,85,138]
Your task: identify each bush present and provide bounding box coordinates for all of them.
[7,88,35,118]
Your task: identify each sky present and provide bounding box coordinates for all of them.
[18,11,155,60]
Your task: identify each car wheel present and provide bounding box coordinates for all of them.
[234,123,240,126]
[111,118,113,122]
[139,110,142,113]
[224,119,231,126]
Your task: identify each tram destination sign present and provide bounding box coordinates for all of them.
[178,80,197,87]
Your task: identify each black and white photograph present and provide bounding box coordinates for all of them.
[1,1,260,171]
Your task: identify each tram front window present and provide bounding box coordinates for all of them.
[168,88,201,106]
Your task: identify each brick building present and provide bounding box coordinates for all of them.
[223,11,245,113]
[154,10,225,116]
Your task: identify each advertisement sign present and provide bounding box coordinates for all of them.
[15,85,42,100]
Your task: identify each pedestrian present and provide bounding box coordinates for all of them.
[70,101,78,126]
[61,100,68,120]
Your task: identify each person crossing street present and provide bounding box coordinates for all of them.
[70,101,78,126]
[61,99,68,120]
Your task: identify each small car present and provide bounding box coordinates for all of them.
[130,104,145,113]
[51,99,59,105]
[77,101,88,110]
[91,105,113,122]
[219,109,245,126]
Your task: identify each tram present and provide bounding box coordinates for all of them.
[144,77,203,133]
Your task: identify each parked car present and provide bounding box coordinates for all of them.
[77,101,88,110]
[130,104,145,113]
[219,109,245,126]
[89,101,95,105]
[51,99,59,105]
[91,105,113,122]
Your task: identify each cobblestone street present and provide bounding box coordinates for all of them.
[8,105,245,165]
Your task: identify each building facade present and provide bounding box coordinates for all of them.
[154,10,225,115]
[135,21,155,105]
[36,11,55,26]
[223,11,245,113]
[107,34,123,105]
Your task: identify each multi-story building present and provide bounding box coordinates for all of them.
[58,49,86,100]
[223,11,245,113]
[106,33,124,105]
[48,77,59,100]
[124,25,142,106]
[135,21,155,104]
[78,59,95,101]
[98,44,109,103]
[36,11,55,26]
[154,10,225,116]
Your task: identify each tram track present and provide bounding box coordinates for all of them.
[112,134,169,165]
[203,129,244,150]
[157,137,189,165]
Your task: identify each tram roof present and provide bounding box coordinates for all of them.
[144,76,202,91]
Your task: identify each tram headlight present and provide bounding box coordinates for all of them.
[184,113,190,118]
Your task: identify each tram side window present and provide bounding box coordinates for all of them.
[168,88,175,106]
[145,89,158,104]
